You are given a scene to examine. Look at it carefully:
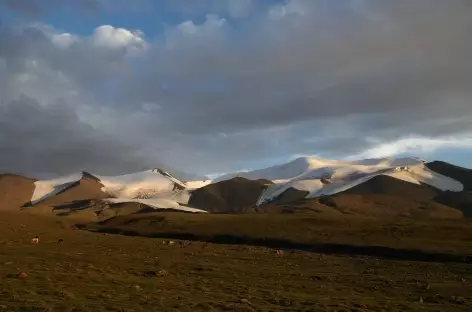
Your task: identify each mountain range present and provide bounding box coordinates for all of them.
[1,156,471,219]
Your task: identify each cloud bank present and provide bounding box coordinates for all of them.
[1,0,472,178]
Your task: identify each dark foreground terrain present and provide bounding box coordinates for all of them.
[1,212,472,311]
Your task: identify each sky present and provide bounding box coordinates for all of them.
[1,0,472,179]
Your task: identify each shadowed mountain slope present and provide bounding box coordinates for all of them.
[426,161,472,190]
[426,161,472,217]
[188,177,272,213]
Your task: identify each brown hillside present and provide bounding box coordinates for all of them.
[189,174,463,218]
[0,174,36,210]
[426,161,472,190]
[30,175,110,210]
[315,175,461,218]
[257,175,460,218]
[265,174,438,207]
[188,177,272,213]
[258,195,461,219]
[434,191,472,218]
[317,194,463,219]
[257,200,342,215]
[339,174,439,199]
[270,187,309,205]
[425,162,472,216]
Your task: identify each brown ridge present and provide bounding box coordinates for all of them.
[188,177,272,213]
[0,173,36,210]
[425,161,472,217]
[338,174,439,200]
[426,161,472,190]
[30,175,110,209]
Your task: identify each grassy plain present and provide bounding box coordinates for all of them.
[1,211,472,311]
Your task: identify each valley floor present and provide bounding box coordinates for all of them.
[1,212,472,311]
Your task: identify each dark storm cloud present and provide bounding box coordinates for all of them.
[1,0,472,177]
[0,96,154,178]
[0,22,156,177]
[108,0,472,173]
[126,1,472,135]
[0,0,102,16]
[0,0,242,18]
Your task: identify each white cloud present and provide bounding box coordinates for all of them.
[355,136,472,159]
[51,32,77,48]
[176,21,199,35]
[164,14,227,51]
[91,25,147,56]
[173,14,227,37]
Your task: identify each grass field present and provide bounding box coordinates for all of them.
[85,212,472,255]
[1,211,472,311]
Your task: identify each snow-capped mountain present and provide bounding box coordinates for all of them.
[211,156,464,206]
[30,168,211,212]
[95,168,188,199]
[23,156,469,216]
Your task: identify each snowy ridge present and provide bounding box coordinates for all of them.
[95,169,185,199]
[185,179,212,190]
[210,157,463,206]
[31,172,83,205]
[29,156,465,212]
[150,168,188,188]
[95,169,210,206]
[30,168,210,212]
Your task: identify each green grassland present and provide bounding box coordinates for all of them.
[1,211,472,311]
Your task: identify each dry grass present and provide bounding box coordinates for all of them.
[1,211,472,311]
[86,212,472,255]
